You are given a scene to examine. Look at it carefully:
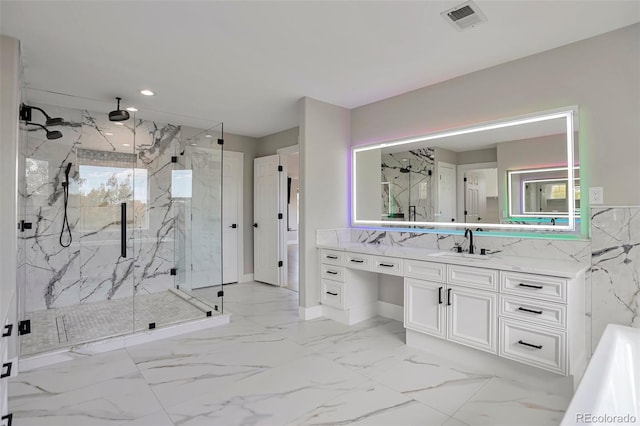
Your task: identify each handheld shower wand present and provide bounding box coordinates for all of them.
[60,163,73,247]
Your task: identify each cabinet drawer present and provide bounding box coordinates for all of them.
[448,265,498,291]
[405,260,446,282]
[499,295,566,329]
[320,249,344,266]
[321,265,345,282]
[499,318,566,375]
[345,253,373,271]
[321,280,345,309]
[501,271,566,303]
[372,256,403,276]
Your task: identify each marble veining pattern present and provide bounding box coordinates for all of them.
[9,282,572,425]
[590,207,640,351]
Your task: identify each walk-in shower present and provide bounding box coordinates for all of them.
[17,102,225,356]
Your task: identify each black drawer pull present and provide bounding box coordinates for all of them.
[326,270,338,275]
[518,283,543,289]
[1,362,12,378]
[1,413,12,426]
[326,255,338,260]
[326,291,338,296]
[379,263,394,267]
[438,287,443,304]
[447,288,452,306]
[518,307,543,315]
[517,340,543,350]
[350,259,364,263]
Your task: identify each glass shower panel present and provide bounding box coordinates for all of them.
[174,124,224,313]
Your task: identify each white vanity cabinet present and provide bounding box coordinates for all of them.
[497,270,584,376]
[319,249,379,325]
[405,261,498,354]
[317,245,586,378]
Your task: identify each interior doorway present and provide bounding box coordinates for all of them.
[278,145,299,292]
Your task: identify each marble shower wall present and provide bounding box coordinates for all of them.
[381,148,434,222]
[590,207,640,351]
[19,103,221,315]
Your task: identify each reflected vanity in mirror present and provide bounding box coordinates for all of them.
[352,108,579,232]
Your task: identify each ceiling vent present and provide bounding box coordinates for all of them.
[441,1,487,31]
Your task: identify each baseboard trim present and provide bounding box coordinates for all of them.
[377,301,404,322]
[299,305,323,320]
[240,273,254,283]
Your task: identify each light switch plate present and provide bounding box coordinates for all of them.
[589,187,604,204]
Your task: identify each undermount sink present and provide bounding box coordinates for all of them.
[430,251,491,260]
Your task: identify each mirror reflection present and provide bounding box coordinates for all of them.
[353,109,578,230]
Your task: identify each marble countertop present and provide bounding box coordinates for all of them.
[317,242,588,278]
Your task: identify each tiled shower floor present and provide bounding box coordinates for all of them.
[21,290,217,356]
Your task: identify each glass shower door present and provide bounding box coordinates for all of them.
[76,109,136,340]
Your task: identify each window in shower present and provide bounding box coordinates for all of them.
[25,158,50,196]
[78,165,149,231]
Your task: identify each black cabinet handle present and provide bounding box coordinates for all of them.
[253,223,258,228]
[438,287,443,304]
[120,202,127,258]
[518,283,543,289]
[350,259,364,263]
[379,263,394,267]
[326,291,338,296]
[326,255,338,260]
[517,340,543,350]
[1,362,12,379]
[1,413,12,426]
[447,288,452,306]
[2,324,12,337]
[326,270,338,275]
[518,307,543,315]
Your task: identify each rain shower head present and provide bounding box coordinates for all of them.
[109,97,130,122]
[27,122,63,140]
[20,104,65,126]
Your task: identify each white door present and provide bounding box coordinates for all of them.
[190,148,221,289]
[222,151,242,284]
[404,278,446,338]
[437,162,457,222]
[254,155,284,286]
[465,172,480,223]
[446,286,497,354]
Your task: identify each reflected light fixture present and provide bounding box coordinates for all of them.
[140,89,154,96]
[126,107,138,112]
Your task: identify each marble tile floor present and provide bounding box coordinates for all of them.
[20,290,213,356]
[9,282,571,425]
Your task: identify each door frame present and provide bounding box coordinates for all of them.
[277,144,299,289]
[456,162,497,224]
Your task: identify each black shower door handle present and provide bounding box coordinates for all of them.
[121,202,127,258]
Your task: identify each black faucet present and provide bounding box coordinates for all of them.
[464,228,474,254]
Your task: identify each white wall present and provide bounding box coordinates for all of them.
[0,35,21,412]
[257,127,299,157]
[299,97,350,308]
[351,24,640,208]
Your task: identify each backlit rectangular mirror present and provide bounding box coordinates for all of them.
[352,108,578,231]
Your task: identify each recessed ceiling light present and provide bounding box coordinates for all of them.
[140,89,154,96]
[104,132,114,136]
[122,143,131,147]
[126,107,138,112]
[114,122,124,126]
